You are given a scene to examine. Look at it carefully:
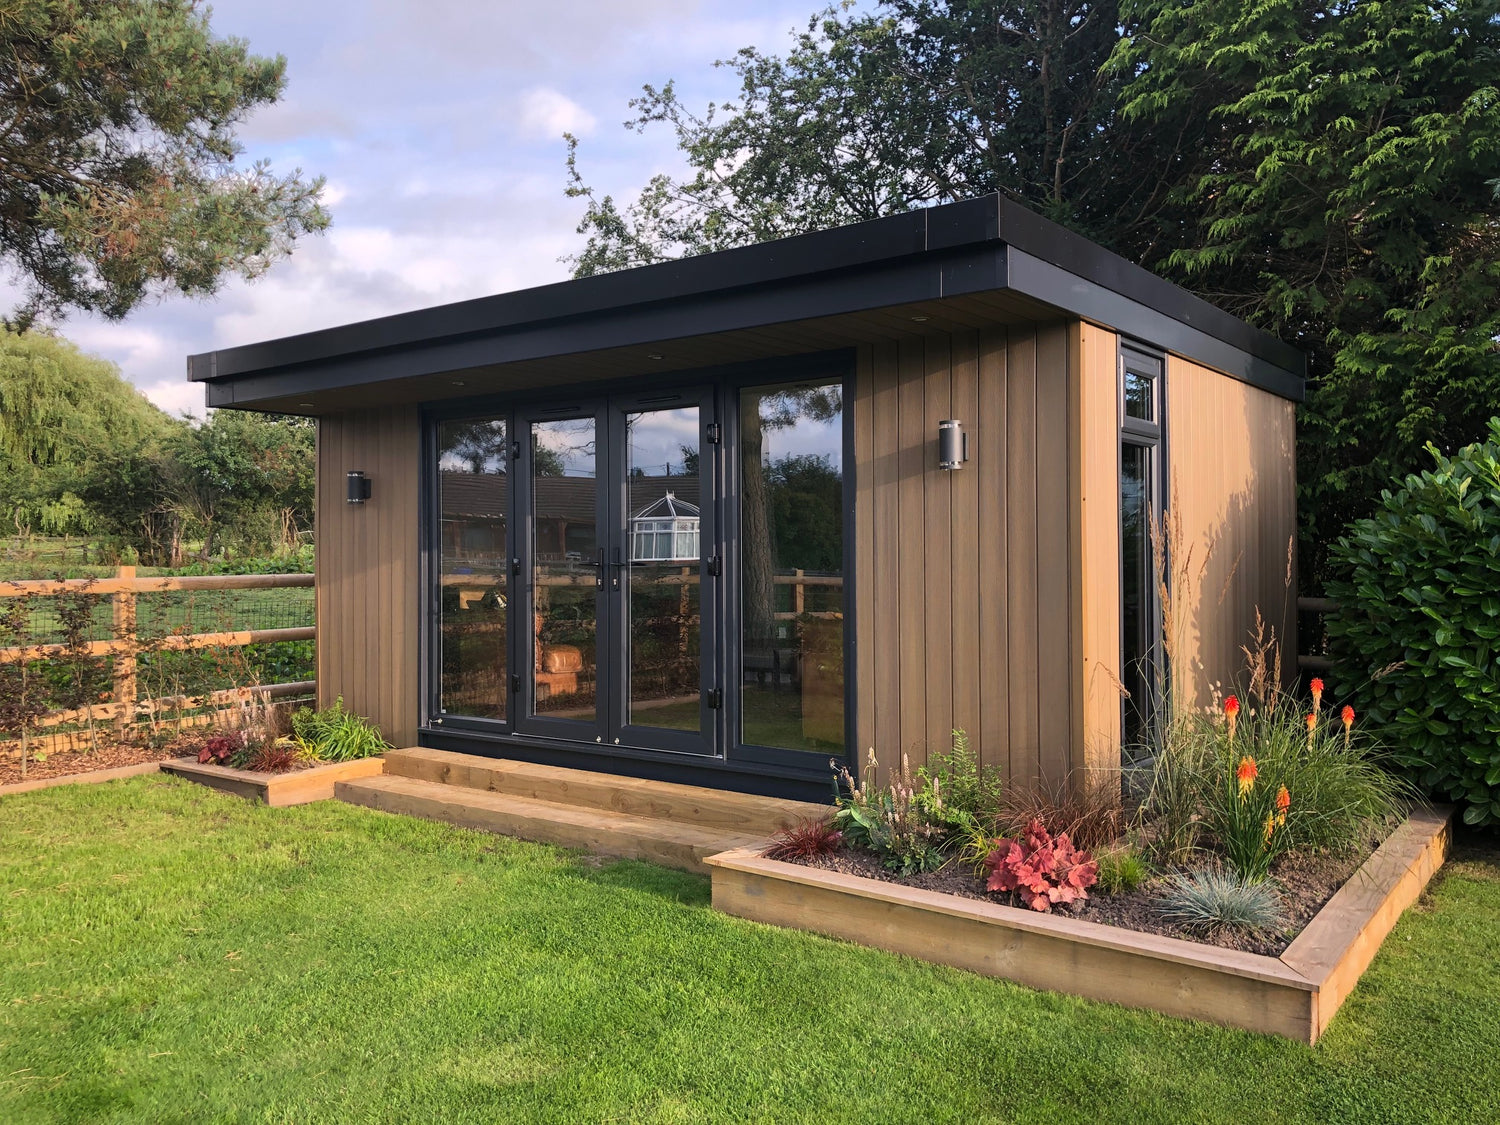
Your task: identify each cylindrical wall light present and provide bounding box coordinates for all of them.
[938,420,968,470]
[346,470,371,504]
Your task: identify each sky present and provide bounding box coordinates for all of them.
[28,1,843,418]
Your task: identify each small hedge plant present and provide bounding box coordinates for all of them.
[290,697,391,762]
[1326,418,1500,826]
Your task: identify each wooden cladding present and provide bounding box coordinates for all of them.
[1072,322,1124,774]
[853,324,1077,788]
[316,407,421,745]
[1166,355,1298,709]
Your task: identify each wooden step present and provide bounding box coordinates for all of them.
[380,747,830,836]
[336,774,763,874]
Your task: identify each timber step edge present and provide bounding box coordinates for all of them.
[336,773,765,874]
[380,747,830,835]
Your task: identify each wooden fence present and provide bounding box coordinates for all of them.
[0,567,315,757]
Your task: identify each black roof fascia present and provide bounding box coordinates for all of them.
[189,193,1305,402]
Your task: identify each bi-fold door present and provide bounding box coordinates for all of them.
[516,387,719,755]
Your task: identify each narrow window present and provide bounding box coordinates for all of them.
[437,417,509,721]
[1119,348,1164,756]
[738,378,845,752]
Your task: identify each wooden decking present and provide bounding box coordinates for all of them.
[336,748,828,874]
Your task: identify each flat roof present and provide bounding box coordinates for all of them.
[188,194,1305,412]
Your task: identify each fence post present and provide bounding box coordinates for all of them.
[112,565,137,734]
[793,569,805,616]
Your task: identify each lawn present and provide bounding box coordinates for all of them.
[2,779,1497,1124]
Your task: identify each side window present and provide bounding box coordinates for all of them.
[1119,347,1163,756]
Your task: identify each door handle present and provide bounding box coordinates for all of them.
[611,547,623,589]
[591,548,605,588]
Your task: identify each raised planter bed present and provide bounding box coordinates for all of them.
[705,805,1453,1043]
[160,756,384,806]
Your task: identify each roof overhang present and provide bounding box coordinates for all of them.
[187,194,1306,413]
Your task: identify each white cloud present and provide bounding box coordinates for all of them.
[514,87,597,140]
[139,376,210,420]
[30,0,841,399]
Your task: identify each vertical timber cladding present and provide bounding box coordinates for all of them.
[1072,322,1124,775]
[315,407,421,746]
[854,323,1078,789]
[1166,355,1298,711]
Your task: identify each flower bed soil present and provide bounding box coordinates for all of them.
[792,831,1385,956]
[0,734,202,788]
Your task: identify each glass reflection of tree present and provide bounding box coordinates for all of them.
[741,384,842,669]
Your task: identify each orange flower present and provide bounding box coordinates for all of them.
[1310,677,1324,716]
[1264,812,1277,843]
[1236,755,1258,798]
[1225,695,1240,740]
[1276,785,1291,826]
[1306,711,1317,748]
[1341,704,1355,728]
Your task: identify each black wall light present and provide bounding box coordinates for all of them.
[938,420,968,470]
[346,470,371,504]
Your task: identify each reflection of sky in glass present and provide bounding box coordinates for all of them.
[628,408,697,477]
[534,417,596,477]
[756,385,842,469]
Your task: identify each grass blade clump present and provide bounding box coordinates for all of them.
[290,697,390,762]
[1157,868,1286,935]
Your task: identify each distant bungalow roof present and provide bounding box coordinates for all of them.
[188,194,1304,414]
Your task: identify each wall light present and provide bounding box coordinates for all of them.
[938,420,968,471]
[346,470,371,504]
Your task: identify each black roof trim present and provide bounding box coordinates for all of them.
[188,194,1304,399]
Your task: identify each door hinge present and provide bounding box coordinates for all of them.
[706,421,721,444]
[707,554,721,577]
[707,687,723,709]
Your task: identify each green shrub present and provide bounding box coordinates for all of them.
[1326,418,1500,827]
[290,697,390,762]
[1156,869,1286,935]
[1094,845,1149,894]
[834,746,961,875]
[917,729,1003,824]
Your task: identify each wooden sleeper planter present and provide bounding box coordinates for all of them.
[160,756,384,806]
[705,805,1453,1043]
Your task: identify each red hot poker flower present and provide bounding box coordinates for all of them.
[1224,695,1241,740]
[1276,785,1291,812]
[1310,677,1324,716]
[1341,704,1355,728]
[1306,711,1317,748]
[1236,755,1258,798]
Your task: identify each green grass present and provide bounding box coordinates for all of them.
[2,779,1497,1124]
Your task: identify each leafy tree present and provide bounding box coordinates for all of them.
[0,0,329,325]
[0,329,174,537]
[567,0,1500,584]
[565,2,1191,275]
[166,410,315,559]
[1113,0,1500,584]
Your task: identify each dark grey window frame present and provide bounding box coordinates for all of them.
[1118,341,1166,759]
[417,349,856,791]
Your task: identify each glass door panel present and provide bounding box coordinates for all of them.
[530,416,599,726]
[436,417,509,722]
[622,405,703,737]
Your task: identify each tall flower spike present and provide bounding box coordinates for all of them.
[1224,695,1240,741]
[1341,704,1355,748]
[1276,784,1291,826]
[1310,677,1324,717]
[1236,755,1258,799]
[1306,711,1317,749]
